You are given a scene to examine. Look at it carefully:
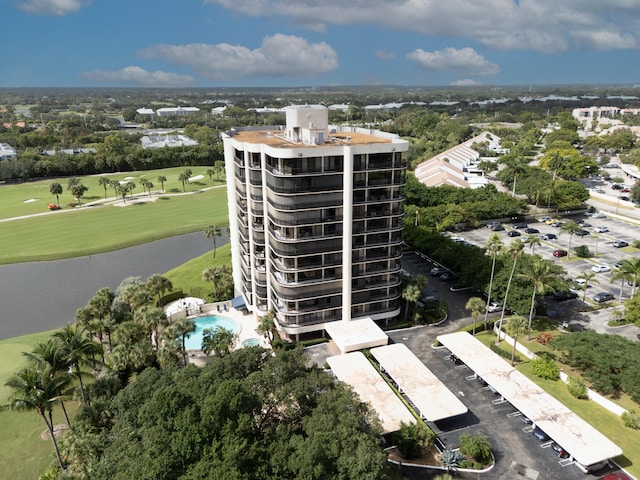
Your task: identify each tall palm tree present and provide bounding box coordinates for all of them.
[256,310,276,347]
[204,224,222,258]
[53,325,100,406]
[169,318,196,366]
[577,271,598,302]
[517,257,555,340]
[23,339,73,426]
[178,171,190,192]
[611,269,631,302]
[496,239,524,345]
[135,305,169,350]
[3,366,67,469]
[146,274,173,305]
[402,284,422,324]
[157,175,167,192]
[484,234,503,329]
[617,257,640,297]
[524,234,541,254]
[560,221,580,258]
[98,177,111,198]
[465,297,486,336]
[506,315,527,365]
[49,182,63,206]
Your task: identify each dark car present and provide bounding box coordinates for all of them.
[592,292,614,303]
[551,442,570,459]
[554,290,578,301]
[439,272,459,282]
[541,233,557,240]
[532,426,549,442]
[553,249,568,257]
[508,230,521,237]
[551,221,564,228]
[620,195,630,201]
[490,224,505,231]
[430,266,448,277]
[524,228,539,234]
[613,240,629,248]
[513,222,528,229]
[612,184,623,190]
[574,229,590,236]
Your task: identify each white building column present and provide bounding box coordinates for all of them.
[341,146,353,322]
[222,134,243,298]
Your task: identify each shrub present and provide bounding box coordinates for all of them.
[158,289,184,307]
[622,410,640,430]
[536,332,554,345]
[574,245,592,258]
[459,433,492,464]
[567,376,588,399]
[394,421,434,460]
[633,240,640,249]
[530,356,560,380]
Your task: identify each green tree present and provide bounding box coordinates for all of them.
[204,224,222,258]
[178,170,191,192]
[49,182,63,206]
[157,175,167,192]
[53,325,100,405]
[465,296,486,336]
[146,274,173,305]
[560,220,580,258]
[256,310,276,347]
[98,177,110,198]
[496,239,523,344]
[206,168,215,180]
[168,317,196,366]
[484,234,503,329]
[70,183,88,206]
[577,271,598,302]
[202,326,237,357]
[394,421,433,460]
[517,257,555,340]
[459,433,492,464]
[506,315,527,366]
[402,283,422,324]
[524,234,541,254]
[617,257,640,297]
[214,160,225,181]
[3,366,67,470]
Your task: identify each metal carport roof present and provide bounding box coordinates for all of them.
[437,332,622,467]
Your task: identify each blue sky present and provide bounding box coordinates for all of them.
[3,0,640,88]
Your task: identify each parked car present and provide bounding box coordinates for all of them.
[592,292,615,303]
[551,221,564,228]
[524,228,539,234]
[541,233,557,240]
[594,226,609,233]
[575,229,590,236]
[490,224,505,231]
[592,212,607,219]
[545,218,559,224]
[577,220,591,227]
[520,414,532,424]
[538,216,552,223]
[612,184,623,190]
[591,264,611,273]
[554,290,578,301]
[600,472,633,480]
[439,272,459,282]
[513,222,528,229]
[532,426,549,442]
[620,188,631,193]
[508,230,521,237]
[613,240,629,248]
[553,249,568,257]
[487,300,502,313]
[486,222,501,229]
[551,442,570,459]
[574,278,587,287]
[615,260,624,268]
[620,195,630,201]
[430,266,448,277]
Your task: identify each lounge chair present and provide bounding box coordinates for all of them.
[223,304,228,312]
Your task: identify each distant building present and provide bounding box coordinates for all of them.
[211,106,227,115]
[414,131,504,189]
[42,148,97,156]
[136,108,155,116]
[155,106,200,117]
[0,143,17,160]
[140,134,198,149]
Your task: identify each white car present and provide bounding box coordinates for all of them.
[591,264,611,273]
[592,212,607,219]
[486,300,502,313]
[593,226,609,233]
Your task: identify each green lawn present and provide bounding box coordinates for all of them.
[0,166,224,220]
[164,244,232,297]
[0,182,229,264]
[0,330,72,480]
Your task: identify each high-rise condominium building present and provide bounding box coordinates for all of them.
[222,105,408,340]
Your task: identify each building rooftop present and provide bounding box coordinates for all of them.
[228,127,394,148]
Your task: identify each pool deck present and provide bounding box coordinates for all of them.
[164,297,270,365]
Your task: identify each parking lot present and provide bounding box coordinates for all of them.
[389,329,624,480]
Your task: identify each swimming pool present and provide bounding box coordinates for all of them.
[184,315,239,351]
[241,338,261,348]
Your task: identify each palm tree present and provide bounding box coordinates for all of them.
[524,234,541,254]
[517,257,555,340]
[204,224,222,258]
[465,297,486,336]
[496,239,523,345]
[617,257,640,297]
[610,268,631,302]
[577,271,598,302]
[53,325,100,405]
[109,179,120,197]
[560,220,580,258]
[169,318,196,366]
[146,274,173,305]
[23,339,73,426]
[402,284,422,324]
[206,168,215,180]
[49,182,63,206]
[3,366,67,469]
[157,175,167,192]
[484,234,503,329]
[256,310,276,347]
[178,171,191,192]
[135,305,168,350]
[98,177,111,198]
[203,265,227,299]
[506,315,527,366]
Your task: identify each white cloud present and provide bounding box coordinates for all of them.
[137,34,338,80]
[375,50,395,60]
[79,66,194,87]
[450,79,483,87]
[204,0,640,53]
[17,0,90,16]
[407,47,499,76]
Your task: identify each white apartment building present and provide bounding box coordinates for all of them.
[0,143,17,160]
[222,105,408,340]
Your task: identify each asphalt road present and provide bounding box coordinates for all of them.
[0,232,229,340]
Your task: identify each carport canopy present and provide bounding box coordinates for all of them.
[324,318,388,354]
[370,343,468,422]
[437,332,622,467]
[327,351,415,435]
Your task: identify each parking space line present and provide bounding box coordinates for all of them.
[559,459,574,467]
